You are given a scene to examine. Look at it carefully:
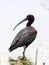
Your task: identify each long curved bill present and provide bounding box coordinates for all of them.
[13,17,27,31]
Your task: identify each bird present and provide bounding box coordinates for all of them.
[9,14,37,56]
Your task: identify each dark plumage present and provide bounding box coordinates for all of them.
[9,14,37,56]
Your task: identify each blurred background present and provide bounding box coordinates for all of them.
[0,0,49,65]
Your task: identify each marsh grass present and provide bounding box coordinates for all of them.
[9,56,34,65]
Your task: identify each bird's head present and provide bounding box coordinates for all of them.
[13,14,35,31]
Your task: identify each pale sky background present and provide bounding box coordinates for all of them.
[0,0,49,65]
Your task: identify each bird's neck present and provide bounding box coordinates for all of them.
[26,21,32,27]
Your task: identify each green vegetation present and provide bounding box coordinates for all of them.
[9,56,34,65]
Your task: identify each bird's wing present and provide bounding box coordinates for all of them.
[10,37,19,47]
[10,29,24,47]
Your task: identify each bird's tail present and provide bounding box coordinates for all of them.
[9,46,13,52]
[9,45,17,52]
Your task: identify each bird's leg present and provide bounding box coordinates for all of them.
[23,46,26,57]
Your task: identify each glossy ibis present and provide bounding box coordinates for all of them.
[9,14,37,56]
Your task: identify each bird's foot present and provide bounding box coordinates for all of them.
[22,56,26,60]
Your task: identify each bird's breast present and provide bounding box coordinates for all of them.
[27,26,37,34]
